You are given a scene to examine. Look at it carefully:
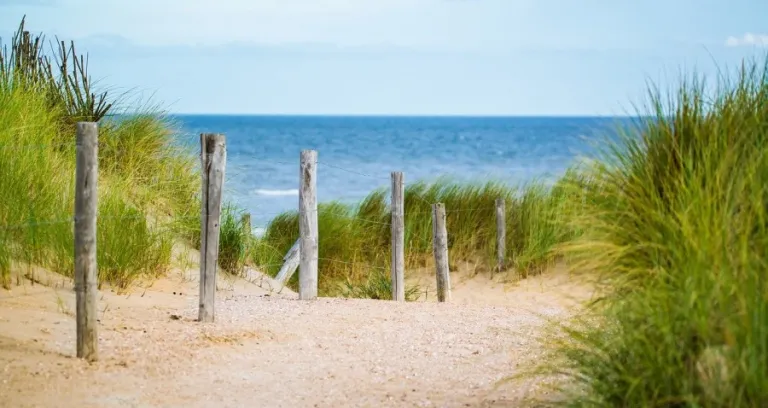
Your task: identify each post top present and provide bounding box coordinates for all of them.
[75,122,99,144]
[76,121,98,129]
[201,133,226,141]
[201,133,226,153]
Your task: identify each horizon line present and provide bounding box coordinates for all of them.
[159,112,641,118]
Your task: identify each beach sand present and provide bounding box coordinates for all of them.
[0,245,593,408]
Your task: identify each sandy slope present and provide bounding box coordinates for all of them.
[0,249,593,408]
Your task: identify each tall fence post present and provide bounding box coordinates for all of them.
[432,203,451,302]
[494,198,506,277]
[199,133,227,323]
[75,122,99,361]
[391,171,405,301]
[299,150,318,300]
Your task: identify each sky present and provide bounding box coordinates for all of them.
[1,0,767,116]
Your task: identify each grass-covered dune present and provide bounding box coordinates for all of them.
[0,18,268,290]
[0,18,201,289]
[250,175,588,297]
[530,59,768,406]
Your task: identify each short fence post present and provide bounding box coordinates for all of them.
[74,122,99,361]
[494,198,506,277]
[391,171,405,301]
[241,213,251,238]
[299,150,318,300]
[432,203,451,302]
[199,133,227,323]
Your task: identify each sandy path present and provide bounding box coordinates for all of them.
[0,262,592,408]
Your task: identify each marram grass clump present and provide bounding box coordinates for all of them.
[0,18,198,289]
[534,57,768,407]
[251,176,584,297]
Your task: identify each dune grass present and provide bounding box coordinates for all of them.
[0,87,198,289]
[217,204,255,275]
[251,175,584,297]
[532,57,768,406]
[0,19,199,289]
[0,17,264,289]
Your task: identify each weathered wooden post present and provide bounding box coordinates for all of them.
[74,122,99,361]
[274,238,300,292]
[432,203,451,302]
[494,198,506,277]
[199,133,227,323]
[391,171,405,301]
[241,213,251,238]
[299,150,318,300]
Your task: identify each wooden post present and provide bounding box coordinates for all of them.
[299,150,318,300]
[274,238,301,291]
[432,203,451,302]
[494,198,506,277]
[199,133,227,323]
[241,213,251,238]
[391,172,405,301]
[74,122,99,361]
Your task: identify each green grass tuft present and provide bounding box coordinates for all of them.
[536,56,768,406]
[218,204,254,275]
[338,268,422,301]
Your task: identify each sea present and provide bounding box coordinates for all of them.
[172,115,628,233]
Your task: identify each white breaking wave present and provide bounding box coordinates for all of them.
[252,227,267,238]
[254,189,299,197]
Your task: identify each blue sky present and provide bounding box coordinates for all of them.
[1,0,766,115]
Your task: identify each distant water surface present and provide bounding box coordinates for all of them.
[171,115,628,232]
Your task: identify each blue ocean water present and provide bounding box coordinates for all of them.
[172,115,626,232]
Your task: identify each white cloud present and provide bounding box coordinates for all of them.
[725,33,768,47]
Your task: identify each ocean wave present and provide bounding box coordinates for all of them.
[254,189,299,197]
[252,227,267,237]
